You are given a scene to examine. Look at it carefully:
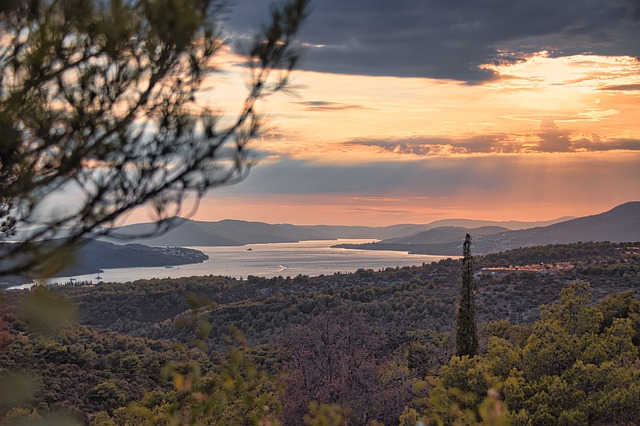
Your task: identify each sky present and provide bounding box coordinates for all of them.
[136,0,640,226]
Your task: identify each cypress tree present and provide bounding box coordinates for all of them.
[456,233,478,357]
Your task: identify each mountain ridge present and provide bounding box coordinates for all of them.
[335,201,640,255]
[101,216,574,247]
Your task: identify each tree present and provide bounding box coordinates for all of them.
[279,311,409,425]
[0,0,309,276]
[456,233,479,357]
[91,327,284,425]
[408,284,640,426]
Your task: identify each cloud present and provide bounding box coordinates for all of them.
[504,109,621,124]
[573,138,640,152]
[215,156,516,198]
[197,149,640,225]
[538,129,573,152]
[212,153,640,209]
[223,0,640,83]
[344,134,524,155]
[293,101,372,111]
[537,118,571,152]
[540,117,558,130]
[343,128,640,155]
[599,83,640,91]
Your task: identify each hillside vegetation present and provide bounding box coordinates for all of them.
[1,241,639,424]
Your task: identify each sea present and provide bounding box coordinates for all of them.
[9,239,450,289]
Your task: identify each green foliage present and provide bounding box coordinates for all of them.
[2,242,640,423]
[0,407,43,425]
[95,328,283,426]
[477,241,636,267]
[596,290,640,344]
[401,384,512,426]
[92,404,154,426]
[406,330,452,377]
[16,287,77,335]
[0,304,206,419]
[414,282,640,425]
[89,382,126,406]
[303,402,349,426]
[0,408,83,426]
[174,293,215,352]
[0,372,38,409]
[540,281,602,336]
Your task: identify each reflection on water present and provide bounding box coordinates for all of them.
[11,240,450,289]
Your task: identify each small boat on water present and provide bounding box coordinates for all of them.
[95,275,102,280]
[247,248,253,251]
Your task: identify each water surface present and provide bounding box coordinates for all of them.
[11,240,449,288]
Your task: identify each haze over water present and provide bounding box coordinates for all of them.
[14,240,448,289]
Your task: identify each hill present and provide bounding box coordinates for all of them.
[2,241,639,423]
[0,239,208,287]
[493,201,640,246]
[468,201,640,253]
[103,218,364,246]
[336,202,640,255]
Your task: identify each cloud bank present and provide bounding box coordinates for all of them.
[344,128,640,156]
[225,0,640,83]
[209,153,640,223]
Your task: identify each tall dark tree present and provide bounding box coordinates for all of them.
[455,233,478,357]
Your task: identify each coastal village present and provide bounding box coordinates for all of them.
[478,262,574,277]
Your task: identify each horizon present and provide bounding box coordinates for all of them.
[120,200,639,228]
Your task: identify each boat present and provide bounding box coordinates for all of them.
[247,248,253,251]
[95,275,102,280]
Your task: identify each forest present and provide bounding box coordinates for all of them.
[1,241,639,425]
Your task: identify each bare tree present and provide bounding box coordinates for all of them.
[0,0,309,276]
[279,311,410,425]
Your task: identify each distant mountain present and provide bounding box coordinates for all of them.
[336,202,640,255]
[102,216,572,247]
[103,218,375,246]
[426,217,575,229]
[384,217,574,240]
[384,226,510,244]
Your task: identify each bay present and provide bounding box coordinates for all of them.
[12,239,450,288]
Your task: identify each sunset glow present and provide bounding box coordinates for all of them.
[132,1,640,226]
